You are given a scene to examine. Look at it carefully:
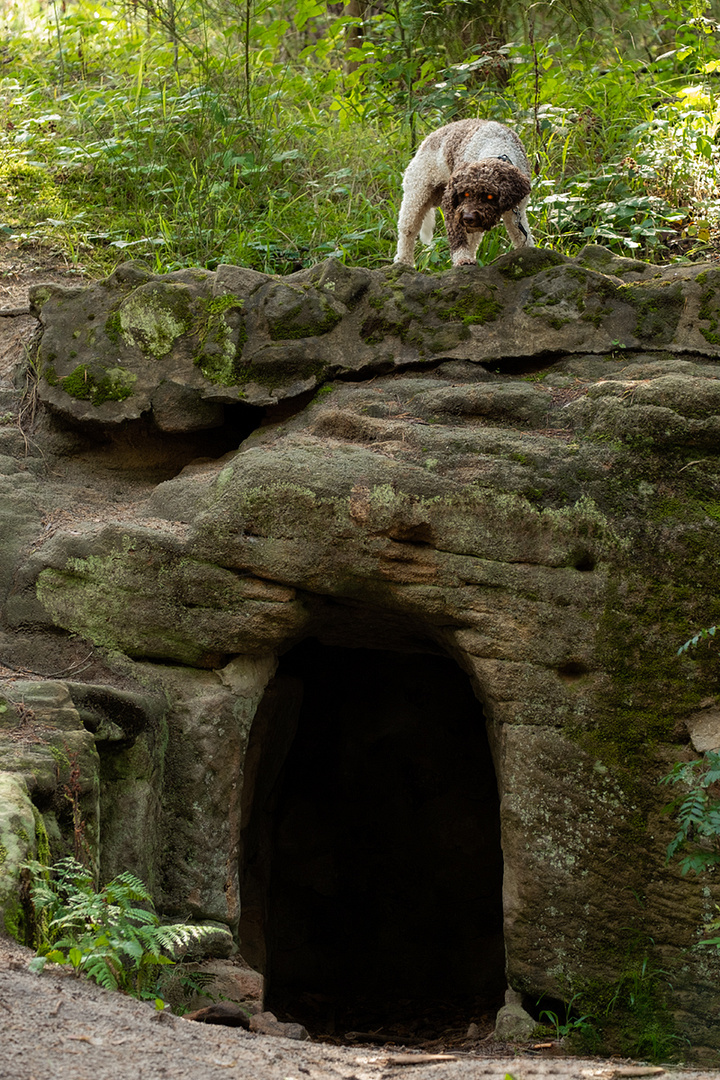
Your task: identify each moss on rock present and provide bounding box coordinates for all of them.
[0,772,36,941]
[60,363,137,404]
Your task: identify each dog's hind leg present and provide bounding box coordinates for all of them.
[395,191,436,265]
[503,201,535,249]
[395,152,448,265]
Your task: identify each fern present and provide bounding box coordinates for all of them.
[661,752,720,877]
[25,858,218,1005]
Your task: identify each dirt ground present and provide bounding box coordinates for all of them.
[1,242,719,1080]
[2,935,718,1080]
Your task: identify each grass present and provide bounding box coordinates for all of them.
[1,0,719,275]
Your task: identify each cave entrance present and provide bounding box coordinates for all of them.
[239,639,505,1037]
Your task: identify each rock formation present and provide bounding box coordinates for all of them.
[2,246,720,1055]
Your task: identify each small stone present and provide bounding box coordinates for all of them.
[465,1022,481,1040]
[492,988,536,1041]
[248,1011,310,1041]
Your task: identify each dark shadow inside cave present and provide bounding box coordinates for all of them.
[238,639,506,1036]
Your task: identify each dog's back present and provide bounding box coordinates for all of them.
[421,119,530,177]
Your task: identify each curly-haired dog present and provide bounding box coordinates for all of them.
[394,119,534,267]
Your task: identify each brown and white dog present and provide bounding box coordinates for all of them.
[394,119,534,267]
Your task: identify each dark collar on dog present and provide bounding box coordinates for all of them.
[496,154,513,164]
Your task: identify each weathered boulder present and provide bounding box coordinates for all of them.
[30,247,720,423]
[1,246,720,1057]
[248,1010,310,1040]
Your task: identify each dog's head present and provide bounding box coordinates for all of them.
[446,159,531,231]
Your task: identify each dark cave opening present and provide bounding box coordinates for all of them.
[239,639,506,1036]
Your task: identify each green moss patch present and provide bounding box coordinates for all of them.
[193,294,247,386]
[616,280,684,341]
[262,282,343,340]
[495,247,567,279]
[60,364,137,405]
[697,270,720,345]
[433,286,503,325]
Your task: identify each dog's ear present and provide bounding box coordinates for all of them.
[449,176,468,210]
[497,168,531,212]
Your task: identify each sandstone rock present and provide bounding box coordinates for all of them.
[178,957,263,1015]
[248,1010,310,1040]
[185,1001,250,1028]
[493,988,536,1041]
[686,705,720,753]
[2,249,720,1059]
[0,771,37,938]
[29,247,720,427]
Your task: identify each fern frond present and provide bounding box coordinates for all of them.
[105,872,153,904]
[24,858,225,1004]
[678,625,718,654]
[83,955,120,991]
[152,921,217,955]
[677,790,708,830]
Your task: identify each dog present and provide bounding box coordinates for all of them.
[394,119,534,267]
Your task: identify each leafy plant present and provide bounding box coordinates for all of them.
[660,624,720,976]
[660,751,720,875]
[25,857,215,1006]
[602,954,681,1061]
[538,992,596,1040]
[677,624,718,654]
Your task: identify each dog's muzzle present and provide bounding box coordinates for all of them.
[460,205,502,231]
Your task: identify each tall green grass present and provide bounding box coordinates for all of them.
[1,0,718,273]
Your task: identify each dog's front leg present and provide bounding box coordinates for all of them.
[444,207,482,266]
[449,234,484,266]
[503,204,535,249]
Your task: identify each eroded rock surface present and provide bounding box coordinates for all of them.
[32,247,720,422]
[2,247,720,1058]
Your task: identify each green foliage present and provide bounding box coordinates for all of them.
[538,992,596,1041]
[0,0,719,272]
[678,623,718,653]
[24,857,215,1004]
[600,955,680,1060]
[662,625,720,959]
[660,750,720,875]
[559,953,681,1060]
[536,949,680,1060]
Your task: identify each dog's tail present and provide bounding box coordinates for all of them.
[419,207,436,245]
